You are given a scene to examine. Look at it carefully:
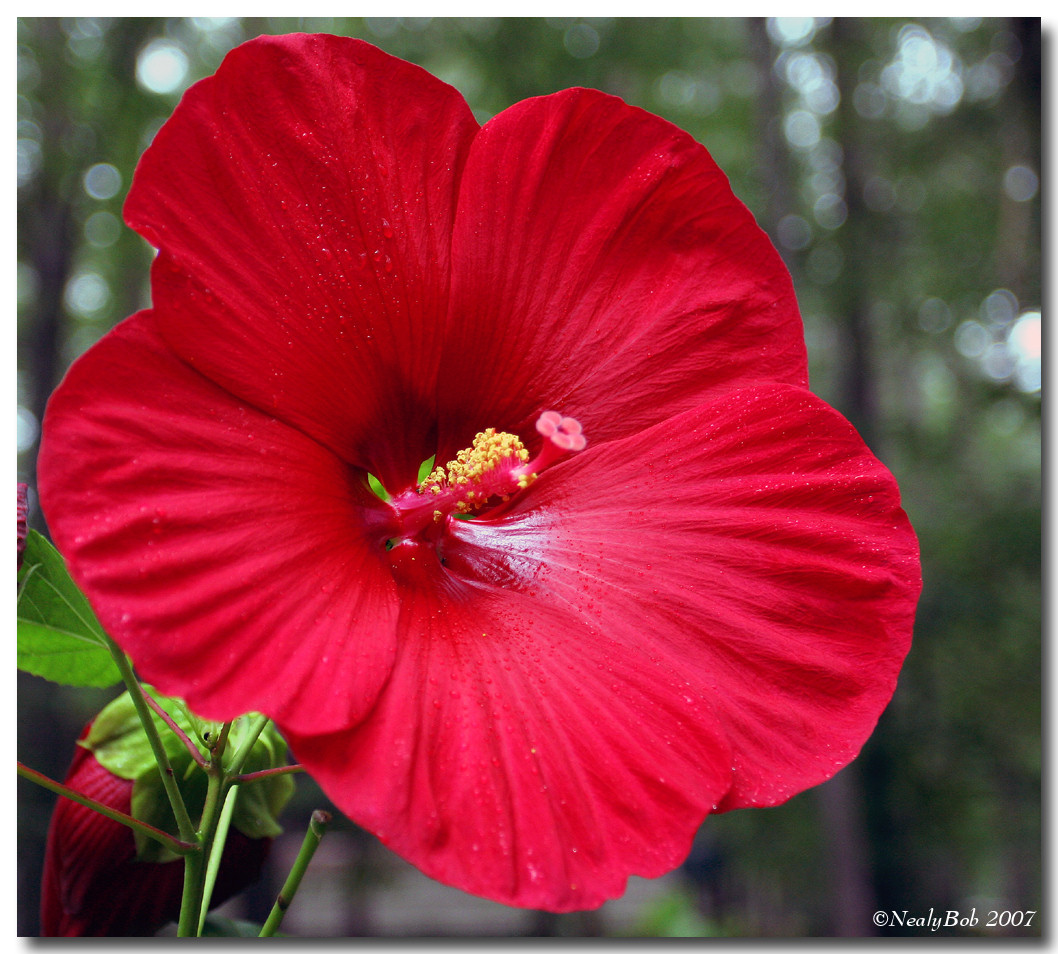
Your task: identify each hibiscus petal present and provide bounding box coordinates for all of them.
[124,34,479,491]
[437,87,807,459]
[287,384,918,911]
[38,312,399,734]
[451,383,920,810]
[287,553,734,912]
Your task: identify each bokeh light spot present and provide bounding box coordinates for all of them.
[564,24,600,60]
[64,271,110,318]
[136,39,190,94]
[83,162,122,200]
[1003,165,1039,203]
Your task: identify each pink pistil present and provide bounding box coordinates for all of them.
[521,412,587,473]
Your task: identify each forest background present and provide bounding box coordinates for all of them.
[15,16,1042,937]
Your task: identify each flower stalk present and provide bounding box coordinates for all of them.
[225,714,272,778]
[259,810,331,937]
[197,784,240,935]
[233,764,304,785]
[177,759,227,937]
[105,637,197,844]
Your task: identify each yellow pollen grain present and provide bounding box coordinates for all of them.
[418,429,528,513]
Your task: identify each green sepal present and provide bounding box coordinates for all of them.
[366,472,389,500]
[225,719,296,842]
[83,690,295,862]
[417,455,436,483]
[16,530,121,688]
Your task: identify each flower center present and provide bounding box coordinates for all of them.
[387,411,586,543]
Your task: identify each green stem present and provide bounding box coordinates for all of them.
[177,763,228,937]
[225,713,271,778]
[16,761,197,855]
[177,844,207,938]
[259,811,331,937]
[198,784,239,936]
[105,637,196,842]
[211,720,233,762]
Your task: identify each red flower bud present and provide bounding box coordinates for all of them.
[41,722,271,937]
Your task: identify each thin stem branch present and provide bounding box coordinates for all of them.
[259,811,331,937]
[211,720,233,761]
[17,761,197,855]
[141,688,208,768]
[225,713,271,778]
[197,784,239,936]
[233,763,305,784]
[105,637,197,842]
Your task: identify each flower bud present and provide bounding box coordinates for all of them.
[41,721,271,937]
[17,483,28,569]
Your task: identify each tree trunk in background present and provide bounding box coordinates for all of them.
[995,18,1041,302]
[746,19,797,255]
[827,18,880,450]
[814,769,877,936]
[21,21,74,482]
[751,17,880,935]
[994,18,1041,916]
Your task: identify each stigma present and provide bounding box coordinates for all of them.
[387,411,586,541]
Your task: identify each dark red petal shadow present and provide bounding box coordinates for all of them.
[125,34,479,491]
[436,87,807,461]
[38,312,399,735]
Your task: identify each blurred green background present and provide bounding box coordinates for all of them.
[16,17,1041,937]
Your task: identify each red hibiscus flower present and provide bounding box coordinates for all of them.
[41,722,270,937]
[38,34,920,912]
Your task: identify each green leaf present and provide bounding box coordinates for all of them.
[86,687,205,781]
[16,530,120,687]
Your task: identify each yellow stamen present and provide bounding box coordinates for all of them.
[418,428,529,514]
